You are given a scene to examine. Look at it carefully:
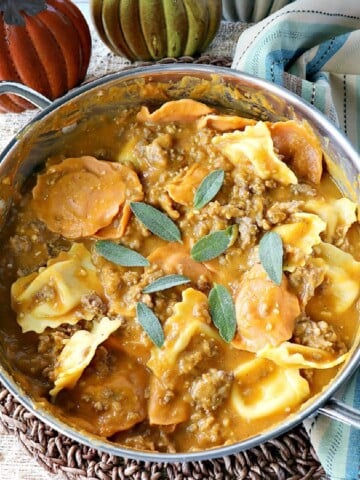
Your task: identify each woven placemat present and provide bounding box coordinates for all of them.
[0,50,328,480]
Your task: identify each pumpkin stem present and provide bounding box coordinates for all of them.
[0,0,47,26]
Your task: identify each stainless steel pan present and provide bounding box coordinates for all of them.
[0,65,359,462]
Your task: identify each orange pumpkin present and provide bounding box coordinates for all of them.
[0,0,91,113]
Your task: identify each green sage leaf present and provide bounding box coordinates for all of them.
[95,240,150,267]
[191,226,234,262]
[259,231,283,285]
[208,284,236,343]
[143,274,191,294]
[194,169,225,209]
[130,201,182,243]
[136,302,165,347]
[228,223,239,247]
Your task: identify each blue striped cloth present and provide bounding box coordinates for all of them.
[306,373,360,480]
[231,1,360,478]
[232,0,360,153]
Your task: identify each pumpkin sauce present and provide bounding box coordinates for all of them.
[0,99,359,453]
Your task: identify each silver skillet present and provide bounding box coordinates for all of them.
[0,65,359,462]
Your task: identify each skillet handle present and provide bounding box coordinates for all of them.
[318,397,360,429]
[0,81,52,110]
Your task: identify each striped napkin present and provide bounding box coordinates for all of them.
[231,1,360,479]
[232,0,360,153]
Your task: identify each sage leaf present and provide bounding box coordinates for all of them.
[143,274,191,294]
[95,240,150,267]
[191,226,234,262]
[259,231,283,285]
[136,302,165,347]
[208,284,236,343]
[228,223,239,247]
[130,201,182,243]
[194,169,225,209]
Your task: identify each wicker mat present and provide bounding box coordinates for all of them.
[0,51,328,479]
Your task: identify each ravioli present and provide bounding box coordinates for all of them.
[310,242,360,314]
[167,163,210,206]
[50,316,122,397]
[148,243,212,283]
[304,198,357,244]
[273,212,326,270]
[212,122,298,185]
[269,120,323,184]
[147,288,221,378]
[136,99,214,123]
[148,375,190,426]
[232,264,300,352]
[60,354,148,437]
[32,156,143,239]
[11,244,104,333]
[257,342,348,369]
[197,114,256,131]
[230,357,309,420]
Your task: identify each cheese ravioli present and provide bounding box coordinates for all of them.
[230,357,309,420]
[304,197,357,244]
[273,213,326,270]
[212,122,298,185]
[50,316,122,397]
[257,342,348,369]
[310,242,360,314]
[11,243,104,333]
[147,288,221,378]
